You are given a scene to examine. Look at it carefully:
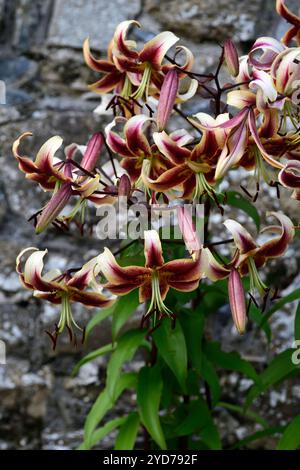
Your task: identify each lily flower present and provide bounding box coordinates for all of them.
[105,114,175,184]
[16,248,115,347]
[205,212,294,295]
[84,20,194,102]
[13,132,116,232]
[142,114,229,199]
[99,230,202,320]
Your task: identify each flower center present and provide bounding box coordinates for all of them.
[58,294,84,336]
[247,257,267,296]
[131,64,152,100]
[146,271,172,322]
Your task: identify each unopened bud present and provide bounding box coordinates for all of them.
[80,132,104,172]
[118,174,131,198]
[228,268,247,334]
[157,69,179,131]
[224,39,239,77]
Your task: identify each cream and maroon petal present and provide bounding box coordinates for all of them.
[257,212,295,258]
[160,258,202,282]
[215,116,248,179]
[83,38,116,73]
[174,45,195,72]
[248,110,284,169]
[105,280,145,296]
[224,219,257,254]
[139,31,179,69]
[22,249,60,292]
[139,279,152,302]
[120,157,142,182]
[167,279,200,292]
[99,247,150,284]
[278,160,300,188]
[249,36,285,70]
[169,129,194,146]
[12,132,40,175]
[202,248,230,281]
[105,119,133,157]
[35,135,64,174]
[141,160,190,191]
[153,131,191,164]
[124,115,152,156]
[113,20,139,59]
[69,288,115,308]
[144,230,164,268]
[88,72,123,94]
[250,68,277,102]
[67,255,102,290]
[227,90,256,109]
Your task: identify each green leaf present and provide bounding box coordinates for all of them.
[261,288,300,327]
[277,414,300,450]
[80,417,126,450]
[226,191,260,230]
[107,329,146,400]
[248,303,271,342]
[245,349,299,409]
[86,303,116,337]
[180,308,205,372]
[174,398,221,450]
[72,343,115,376]
[231,426,284,449]
[84,372,137,448]
[201,355,221,406]
[295,301,300,340]
[218,401,268,428]
[153,318,187,391]
[112,290,140,341]
[137,365,167,450]
[204,341,260,384]
[115,412,140,450]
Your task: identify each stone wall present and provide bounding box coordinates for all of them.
[0,0,299,450]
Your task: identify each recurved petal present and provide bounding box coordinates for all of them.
[224,219,257,254]
[88,72,123,94]
[83,38,116,73]
[249,36,285,69]
[20,248,60,292]
[257,212,295,258]
[227,90,256,109]
[12,132,39,175]
[35,135,64,174]
[278,160,300,188]
[141,160,190,191]
[161,258,202,283]
[201,248,230,281]
[214,116,248,179]
[99,247,149,285]
[105,119,133,157]
[153,130,191,164]
[249,68,277,102]
[67,255,102,290]
[124,115,152,156]
[228,268,247,334]
[169,129,194,146]
[139,31,179,69]
[113,20,139,59]
[144,230,164,268]
[69,288,115,308]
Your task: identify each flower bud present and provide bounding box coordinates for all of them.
[80,132,103,172]
[157,69,179,131]
[36,183,72,234]
[118,174,131,198]
[224,39,239,77]
[228,268,247,334]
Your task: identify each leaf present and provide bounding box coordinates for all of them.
[295,301,300,340]
[204,341,260,384]
[72,343,115,376]
[218,401,268,428]
[80,417,126,450]
[86,303,116,337]
[226,191,260,230]
[112,290,140,341]
[107,329,146,400]
[174,398,221,450]
[231,426,284,450]
[277,414,300,450]
[115,412,140,450]
[153,318,187,391]
[83,372,137,448]
[248,303,271,342]
[179,308,205,372]
[245,349,299,409]
[261,288,300,327]
[137,365,167,450]
[201,355,221,406]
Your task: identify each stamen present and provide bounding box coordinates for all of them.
[131,64,152,100]
[247,257,267,296]
[146,272,172,321]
